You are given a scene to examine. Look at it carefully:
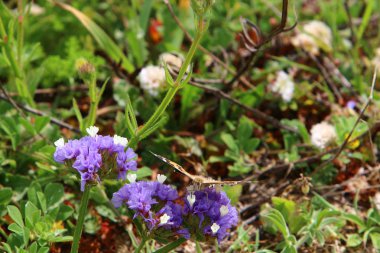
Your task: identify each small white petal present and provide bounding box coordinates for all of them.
[187,194,196,208]
[113,135,128,147]
[220,205,229,217]
[160,213,171,225]
[54,138,65,148]
[127,174,137,183]
[86,126,99,137]
[157,174,167,184]
[211,223,220,234]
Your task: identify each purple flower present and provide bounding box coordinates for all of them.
[116,148,137,179]
[53,129,138,191]
[182,188,238,242]
[112,180,184,235]
[346,100,356,110]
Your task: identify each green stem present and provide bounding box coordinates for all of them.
[70,186,91,253]
[195,241,202,253]
[17,0,24,67]
[135,237,148,253]
[87,101,98,128]
[128,18,204,149]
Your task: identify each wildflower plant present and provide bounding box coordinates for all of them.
[53,126,138,252]
[50,1,240,252]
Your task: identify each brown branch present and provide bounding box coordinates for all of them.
[0,93,81,133]
[311,70,377,176]
[163,0,254,89]
[189,80,299,133]
[308,52,343,103]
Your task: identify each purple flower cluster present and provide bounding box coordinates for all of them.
[112,178,238,243]
[112,180,183,231]
[183,188,238,242]
[53,128,137,191]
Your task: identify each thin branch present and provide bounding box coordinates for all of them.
[189,80,299,133]
[0,93,81,133]
[228,0,297,85]
[163,0,255,88]
[311,70,377,176]
[308,52,343,102]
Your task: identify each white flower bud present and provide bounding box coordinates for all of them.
[157,174,167,183]
[160,213,171,225]
[220,205,229,217]
[127,173,137,183]
[187,194,196,208]
[54,138,65,148]
[211,223,220,234]
[86,126,99,137]
[113,135,128,147]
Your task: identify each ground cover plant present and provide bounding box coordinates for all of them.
[1,0,380,252]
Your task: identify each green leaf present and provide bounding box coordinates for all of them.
[153,238,187,253]
[342,213,366,232]
[37,247,50,253]
[7,205,24,227]
[370,233,380,249]
[221,133,239,152]
[25,201,40,228]
[56,2,134,73]
[223,184,242,205]
[19,118,36,135]
[262,208,291,239]
[8,223,23,234]
[28,242,38,253]
[242,138,260,154]
[134,166,152,179]
[0,187,12,205]
[237,116,253,144]
[50,236,73,242]
[357,0,375,40]
[44,183,64,208]
[72,98,83,131]
[139,0,153,33]
[346,234,362,247]
[57,205,74,221]
[37,191,47,214]
[34,116,50,132]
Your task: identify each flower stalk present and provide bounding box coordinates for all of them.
[128,16,205,149]
[70,185,91,253]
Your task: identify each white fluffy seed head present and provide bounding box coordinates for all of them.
[127,173,137,183]
[54,138,65,148]
[138,66,166,97]
[86,126,99,137]
[187,194,196,208]
[220,205,229,217]
[291,21,332,56]
[211,223,220,234]
[310,122,337,149]
[160,213,171,225]
[157,174,167,184]
[113,135,128,147]
[271,71,295,102]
